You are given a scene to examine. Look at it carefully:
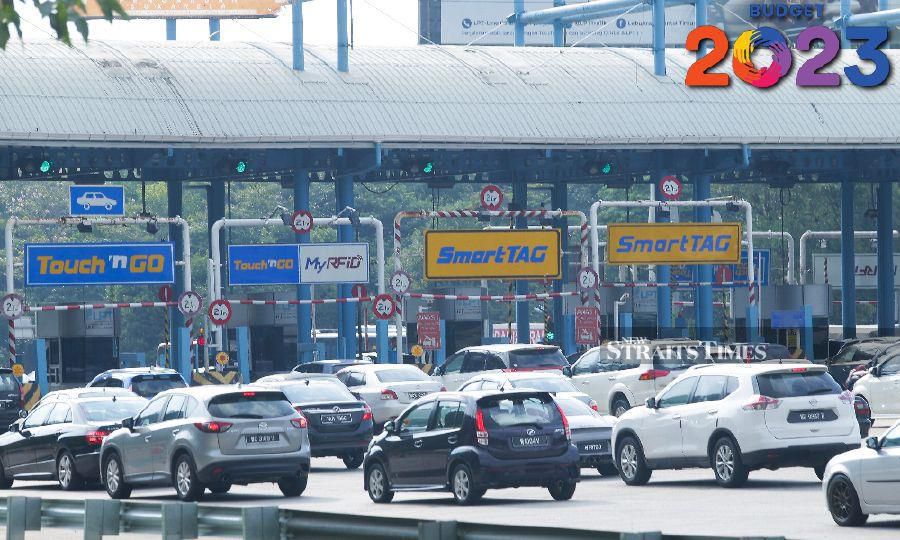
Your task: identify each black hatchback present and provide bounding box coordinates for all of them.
[363,390,580,505]
[258,377,374,469]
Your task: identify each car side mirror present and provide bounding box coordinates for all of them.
[7,422,18,433]
[645,397,657,409]
[869,366,878,376]
[17,409,27,419]
[435,366,445,376]
[121,417,134,430]
[866,436,881,450]
[383,420,395,434]
[562,366,572,377]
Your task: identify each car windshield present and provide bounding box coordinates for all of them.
[508,348,568,369]
[79,399,146,422]
[0,372,18,393]
[207,391,295,419]
[756,371,841,398]
[478,394,561,428]
[510,376,575,393]
[130,374,186,397]
[555,396,597,418]
[374,366,430,383]
[279,380,357,403]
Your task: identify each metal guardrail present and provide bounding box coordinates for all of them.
[0,496,788,540]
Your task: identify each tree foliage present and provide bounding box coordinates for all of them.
[0,0,126,49]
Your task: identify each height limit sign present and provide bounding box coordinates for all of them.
[480,185,504,211]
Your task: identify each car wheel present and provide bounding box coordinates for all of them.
[278,473,308,497]
[612,397,631,418]
[173,454,205,502]
[207,481,232,494]
[0,459,13,489]
[367,463,394,503]
[814,464,827,481]
[57,451,84,491]
[103,453,131,499]
[548,479,577,501]
[104,204,113,210]
[451,463,483,505]
[596,463,618,477]
[617,436,651,486]
[82,204,91,211]
[828,474,869,526]
[342,452,365,470]
[711,437,748,488]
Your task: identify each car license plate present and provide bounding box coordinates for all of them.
[788,409,837,423]
[321,413,352,425]
[512,435,549,448]
[407,391,428,400]
[580,441,605,453]
[246,433,279,444]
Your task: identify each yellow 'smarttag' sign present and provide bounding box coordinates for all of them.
[607,223,742,265]
[425,230,561,280]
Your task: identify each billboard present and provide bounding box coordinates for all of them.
[80,0,284,19]
[417,312,442,350]
[812,254,900,288]
[425,230,561,280]
[607,223,742,265]
[25,243,175,286]
[228,244,300,286]
[298,243,369,284]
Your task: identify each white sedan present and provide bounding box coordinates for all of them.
[823,420,900,526]
[335,364,443,427]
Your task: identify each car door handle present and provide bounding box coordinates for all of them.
[413,440,423,448]
[672,415,681,420]
[581,381,589,385]
[172,429,180,435]
[707,409,718,415]
[447,435,458,445]
[144,435,152,442]
[608,377,617,381]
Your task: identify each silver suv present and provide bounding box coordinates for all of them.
[100,386,310,501]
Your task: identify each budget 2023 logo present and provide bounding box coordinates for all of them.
[685,1,891,88]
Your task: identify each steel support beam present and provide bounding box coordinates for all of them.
[294,166,313,363]
[167,179,184,368]
[652,0,666,76]
[514,180,530,344]
[515,0,526,46]
[336,176,357,357]
[877,181,895,336]
[166,19,176,41]
[840,179,857,339]
[514,0,646,25]
[695,175,713,341]
[337,0,349,72]
[553,0,566,47]
[292,0,304,71]
[209,19,220,41]
[654,174,672,334]
[551,181,570,353]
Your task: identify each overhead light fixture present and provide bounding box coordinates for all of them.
[146,219,159,235]
[280,212,292,226]
[77,221,93,234]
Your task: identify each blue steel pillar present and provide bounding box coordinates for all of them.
[515,0,526,46]
[336,176,357,357]
[292,0,304,70]
[514,180,530,344]
[655,177,672,334]
[552,0,565,47]
[552,182,570,353]
[877,181,895,336]
[166,19,176,41]
[209,19,220,40]
[695,174,713,341]
[35,339,48,396]
[652,0,666,76]
[337,0,349,72]
[841,178,857,339]
[294,166,313,363]
[167,179,184,369]
[236,326,250,383]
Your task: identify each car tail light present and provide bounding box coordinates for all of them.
[839,390,854,405]
[362,405,373,421]
[555,402,571,440]
[638,369,670,381]
[381,389,398,400]
[854,397,870,416]
[742,395,781,411]
[588,399,599,412]
[242,391,256,397]
[291,417,308,429]
[194,421,233,433]
[791,367,807,373]
[440,386,447,392]
[474,408,488,446]
[85,429,109,446]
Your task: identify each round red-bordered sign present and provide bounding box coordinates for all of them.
[1,294,24,320]
[157,285,173,303]
[372,294,396,320]
[389,271,411,295]
[480,184,504,211]
[290,210,313,234]
[177,291,203,317]
[351,284,368,299]
[577,268,599,291]
[208,299,233,326]
[659,175,682,201]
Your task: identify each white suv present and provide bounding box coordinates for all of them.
[851,347,900,418]
[612,363,860,488]
[570,340,703,417]
[432,344,569,391]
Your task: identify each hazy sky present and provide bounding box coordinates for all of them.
[15,0,420,47]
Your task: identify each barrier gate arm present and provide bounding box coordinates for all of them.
[5,216,193,294]
[392,209,588,356]
[798,229,899,285]
[209,216,386,360]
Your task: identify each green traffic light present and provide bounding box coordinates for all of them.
[40,160,51,173]
[423,162,434,174]
[235,161,247,173]
[601,163,612,174]
[546,331,555,341]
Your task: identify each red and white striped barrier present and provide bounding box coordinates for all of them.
[228,297,373,306]
[404,291,581,302]
[598,281,750,288]
[24,301,176,312]
[7,319,14,366]
[832,300,880,305]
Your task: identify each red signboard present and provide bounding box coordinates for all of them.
[575,307,600,345]
[416,312,442,351]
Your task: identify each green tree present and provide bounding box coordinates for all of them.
[0,0,126,49]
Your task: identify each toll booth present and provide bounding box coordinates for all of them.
[225,291,299,377]
[404,287,482,360]
[34,307,120,386]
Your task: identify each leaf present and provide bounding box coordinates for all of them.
[73,15,87,42]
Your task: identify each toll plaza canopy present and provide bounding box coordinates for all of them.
[1,40,900,148]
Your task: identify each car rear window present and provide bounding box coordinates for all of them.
[508,348,568,369]
[79,399,146,422]
[130,374,186,397]
[756,371,841,398]
[555,396,596,417]
[374,366,430,383]
[208,391,295,419]
[279,381,356,403]
[0,373,19,393]
[478,394,562,428]
[510,377,575,393]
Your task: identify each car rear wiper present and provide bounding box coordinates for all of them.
[506,422,544,429]
[805,388,839,396]
[229,414,264,419]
